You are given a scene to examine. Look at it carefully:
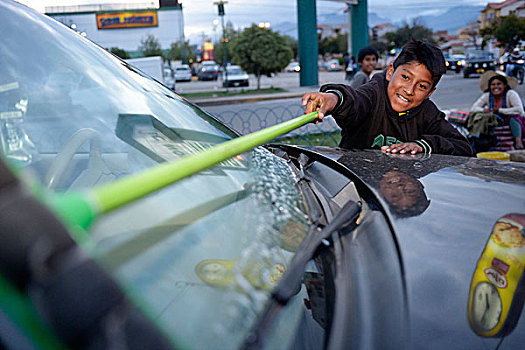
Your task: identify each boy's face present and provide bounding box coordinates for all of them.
[359,54,377,75]
[386,62,435,112]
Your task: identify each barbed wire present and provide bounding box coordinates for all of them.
[213,103,342,147]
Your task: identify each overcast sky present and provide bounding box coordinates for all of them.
[16,0,488,41]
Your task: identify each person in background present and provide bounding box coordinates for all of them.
[348,46,379,88]
[505,48,524,78]
[470,71,525,149]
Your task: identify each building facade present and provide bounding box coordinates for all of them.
[370,23,396,42]
[46,0,184,57]
[481,0,525,29]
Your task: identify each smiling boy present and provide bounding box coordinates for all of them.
[302,40,473,156]
[349,46,378,88]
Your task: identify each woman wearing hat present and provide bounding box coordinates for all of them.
[470,71,525,149]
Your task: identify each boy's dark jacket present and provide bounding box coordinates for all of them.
[320,72,473,156]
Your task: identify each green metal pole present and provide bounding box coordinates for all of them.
[297,0,319,87]
[52,112,320,232]
[351,0,369,58]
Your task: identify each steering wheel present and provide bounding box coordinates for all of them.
[45,128,105,190]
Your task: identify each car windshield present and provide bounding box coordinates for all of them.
[468,51,493,59]
[227,67,244,75]
[1,2,311,348]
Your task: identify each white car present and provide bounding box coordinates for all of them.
[285,61,301,73]
[327,59,342,71]
[174,65,192,82]
[222,65,249,87]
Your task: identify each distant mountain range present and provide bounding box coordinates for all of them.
[273,5,485,38]
[398,5,485,33]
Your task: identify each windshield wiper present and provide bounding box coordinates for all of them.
[242,199,362,350]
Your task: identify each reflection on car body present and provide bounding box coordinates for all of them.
[1,2,525,350]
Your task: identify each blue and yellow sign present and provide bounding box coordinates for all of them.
[96,12,158,29]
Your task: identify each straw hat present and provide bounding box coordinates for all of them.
[479,70,518,92]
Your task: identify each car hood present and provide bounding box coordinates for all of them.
[310,147,525,349]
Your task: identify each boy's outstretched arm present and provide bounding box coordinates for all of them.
[302,92,339,120]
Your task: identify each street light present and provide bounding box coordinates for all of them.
[214,1,228,91]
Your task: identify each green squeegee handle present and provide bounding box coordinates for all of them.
[52,112,320,231]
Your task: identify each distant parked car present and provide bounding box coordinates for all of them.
[198,64,220,81]
[327,59,342,71]
[453,54,466,70]
[444,54,464,73]
[163,67,175,89]
[222,65,249,87]
[285,61,301,73]
[174,64,193,82]
[463,50,495,78]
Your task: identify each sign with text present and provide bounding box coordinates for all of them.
[96,12,158,29]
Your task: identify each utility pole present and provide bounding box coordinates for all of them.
[214,1,228,91]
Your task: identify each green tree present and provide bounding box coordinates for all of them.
[214,40,231,66]
[481,14,525,49]
[369,40,388,56]
[167,40,196,64]
[138,34,164,58]
[384,19,435,49]
[108,47,129,59]
[318,33,347,55]
[231,24,293,89]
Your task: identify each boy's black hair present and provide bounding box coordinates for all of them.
[357,46,379,63]
[392,39,446,89]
